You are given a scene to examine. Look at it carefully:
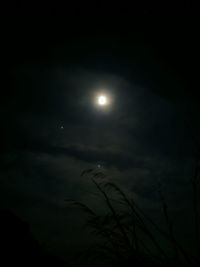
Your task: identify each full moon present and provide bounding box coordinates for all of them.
[93,91,113,110]
[97,95,107,106]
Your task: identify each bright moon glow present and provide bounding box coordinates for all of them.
[98,95,107,106]
[94,91,113,110]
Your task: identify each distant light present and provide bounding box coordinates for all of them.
[60,125,64,130]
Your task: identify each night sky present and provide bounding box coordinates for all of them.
[0,13,199,264]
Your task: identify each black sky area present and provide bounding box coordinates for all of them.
[0,12,199,265]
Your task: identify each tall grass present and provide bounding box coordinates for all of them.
[66,168,200,267]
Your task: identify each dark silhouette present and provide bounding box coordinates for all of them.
[0,209,68,267]
[68,171,200,267]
